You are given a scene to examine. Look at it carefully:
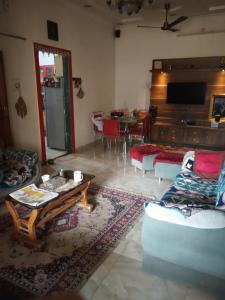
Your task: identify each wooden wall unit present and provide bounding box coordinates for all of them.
[151,56,225,120]
[151,123,225,149]
[150,56,225,149]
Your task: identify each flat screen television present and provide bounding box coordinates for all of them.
[166,82,206,105]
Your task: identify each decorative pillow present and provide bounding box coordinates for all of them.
[3,169,32,187]
[194,151,225,179]
[216,186,225,208]
[182,151,195,172]
[216,164,225,208]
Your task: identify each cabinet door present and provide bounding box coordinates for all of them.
[169,126,184,143]
[184,128,202,145]
[158,126,170,142]
[206,129,225,148]
[151,125,184,144]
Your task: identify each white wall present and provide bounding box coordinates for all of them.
[115,13,225,112]
[0,0,115,156]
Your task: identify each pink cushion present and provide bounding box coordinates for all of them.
[194,151,225,179]
[130,145,162,162]
[153,152,184,165]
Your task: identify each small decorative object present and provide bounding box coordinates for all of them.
[73,77,82,88]
[211,122,219,128]
[77,87,84,99]
[47,20,59,41]
[153,60,162,70]
[219,57,225,71]
[73,170,83,182]
[215,114,221,123]
[59,169,64,177]
[15,82,27,119]
[73,77,85,99]
[209,94,225,120]
[47,158,55,165]
[41,174,50,182]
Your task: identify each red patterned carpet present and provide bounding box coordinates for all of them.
[0,184,150,297]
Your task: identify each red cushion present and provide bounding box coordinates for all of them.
[194,151,225,179]
[130,145,162,162]
[153,152,184,165]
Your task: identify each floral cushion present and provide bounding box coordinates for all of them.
[3,148,38,172]
[0,148,37,188]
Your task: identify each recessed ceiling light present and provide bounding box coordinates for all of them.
[208,5,225,11]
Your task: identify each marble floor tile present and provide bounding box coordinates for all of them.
[80,253,121,300]
[185,287,222,300]
[91,255,177,300]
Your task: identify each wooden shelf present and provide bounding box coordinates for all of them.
[150,68,222,73]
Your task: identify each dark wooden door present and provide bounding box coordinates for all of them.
[0,51,11,146]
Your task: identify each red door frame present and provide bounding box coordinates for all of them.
[34,43,75,163]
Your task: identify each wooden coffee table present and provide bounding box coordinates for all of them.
[5,172,94,247]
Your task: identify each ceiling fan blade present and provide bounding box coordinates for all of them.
[137,25,161,28]
[167,16,188,28]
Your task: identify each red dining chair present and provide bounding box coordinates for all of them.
[129,113,150,144]
[103,119,127,156]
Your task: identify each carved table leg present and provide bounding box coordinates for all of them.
[5,200,42,247]
[27,209,39,242]
[5,200,21,237]
[81,181,93,213]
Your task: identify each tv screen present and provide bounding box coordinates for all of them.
[166,82,206,105]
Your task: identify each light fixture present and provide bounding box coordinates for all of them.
[106,0,153,16]
[219,57,225,72]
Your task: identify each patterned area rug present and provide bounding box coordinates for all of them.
[0,184,149,297]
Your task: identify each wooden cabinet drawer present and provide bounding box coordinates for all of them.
[151,123,225,149]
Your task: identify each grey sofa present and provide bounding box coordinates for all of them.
[0,147,41,203]
[142,152,225,297]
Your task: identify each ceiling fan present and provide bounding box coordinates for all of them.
[137,2,188,32]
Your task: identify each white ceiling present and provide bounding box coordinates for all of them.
[74,0,225,26]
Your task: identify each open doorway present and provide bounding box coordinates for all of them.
[34,43,75,163]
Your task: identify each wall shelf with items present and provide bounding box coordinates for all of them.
[151,56,225,73]
[150,68,224,73]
